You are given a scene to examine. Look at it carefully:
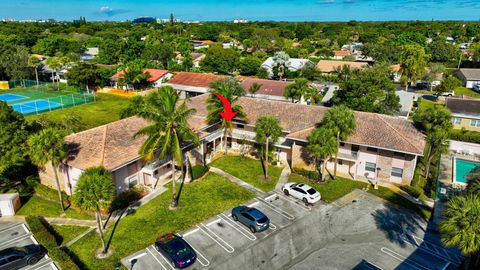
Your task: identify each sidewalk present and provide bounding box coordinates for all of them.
[44,217,96,227]
[275,166,291,190]
[210,167,264,195]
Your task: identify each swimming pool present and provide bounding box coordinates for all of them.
[455,158,480,184]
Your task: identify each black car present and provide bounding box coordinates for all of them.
[154,234,196,268]
[0,245,45,270]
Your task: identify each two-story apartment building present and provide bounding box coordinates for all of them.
[446,97,480,132]
[39,94,426,195]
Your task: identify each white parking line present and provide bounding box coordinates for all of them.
[129,252,147,262]
[0,223,23,233]
[146,247,170,270]
[182,228,199,237]
[256,198,295,220]
[264,194,277,201]
[0,233,32,249]
[248,201,260,208]
[198,224,235,253]
[401,233,460,265]
[206,218,222,227]
[380,247,430,270]
[183,242,210,267]
[218,214,256,241]
[269,223,277,230]
[23,259,54,270]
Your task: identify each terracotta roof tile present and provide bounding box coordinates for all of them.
[239,78,290,97]
[167,72,219,88]
[316,60,368,73]
[111,69,169,83]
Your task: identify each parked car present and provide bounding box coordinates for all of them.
[473,84,480,92]
[231,206,270,233]
[154,234,196,269]
[0,245,45,270]
[440,90,454,97]
[282,182,321,204]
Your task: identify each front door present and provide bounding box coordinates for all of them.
[143,173,152,186]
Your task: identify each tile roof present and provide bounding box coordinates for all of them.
[458,68,480,80]
[316,60,368,73]
[187,94,425,155]
[65,116,208,171]
[111,69,169,83]
[333,50,351,57]
[167,72,219,88]
[239,78,290,97]
[445,97,480,116]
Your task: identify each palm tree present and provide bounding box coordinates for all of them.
[248,82,262,97]
[466,166,480,193]
[322,105,356,179]
[424,127,450,179]
[440,194,480,269]
[45,57,60,90]
[254,115,282,179]
[306,126,338,181]
[28,128,67,212]
[135,86,199,208]
[72,167,115,254]
[284,78,311,103]
[207,84,246,156]
[28,56,41,87]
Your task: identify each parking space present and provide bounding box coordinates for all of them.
[0,222,58,270]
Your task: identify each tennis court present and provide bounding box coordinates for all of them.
[0,83,95,116]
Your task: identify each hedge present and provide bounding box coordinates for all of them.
[399,185,423,199]
[110,186,143,211]
[33,182,70,206]
[25,216,80,270]
[292,168,321,181]
[450,129,480,144]
[192,165,209,180]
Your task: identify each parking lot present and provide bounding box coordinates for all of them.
[122,189,462,270]
[0,221,57,270]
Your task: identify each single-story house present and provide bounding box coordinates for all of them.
[455,69,480,89]
[390,65,443,87]
[239,77,290,102]
[80,47,99,62]
[164,72,220,98]
[316,60,368,73]
[110,69,172,89]
[261,57,313,78]
[446,97,480,132]
[191,40,213,50]
[332,50,352,60]
[39,94,426,195]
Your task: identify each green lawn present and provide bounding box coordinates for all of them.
[289,174,432,219]
[454,87,480,98]
[27,93,131,131]
[51,225,90,245]
[17,195,95,220]
[211,155,283,192]
[68,173,255,270]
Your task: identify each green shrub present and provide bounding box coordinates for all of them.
[292,168,321,181]
[399,185,423,199]
[110,187,143,211]
[192,165,209,180]
[450,129,480,144]
[25,216,80,270]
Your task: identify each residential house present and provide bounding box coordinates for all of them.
[332,50,352,60]
[191,40,213,50]
[446,97,480,132]
[39,94,425,195]
[110,69,172,89]
[390,65,443,87]
[316,60,368,73]
[191,53,206,68]
[239,77,290,102]
[455,69,480,89]
[80,48,99,62]
[164,72,219,98]
[261,57,313,78]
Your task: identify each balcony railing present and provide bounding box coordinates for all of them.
[337,151,358,161]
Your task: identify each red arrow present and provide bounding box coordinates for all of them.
[214,93,237,122]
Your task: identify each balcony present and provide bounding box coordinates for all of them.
[337,151,358,162]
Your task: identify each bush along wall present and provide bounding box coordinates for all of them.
[25,216,80,270]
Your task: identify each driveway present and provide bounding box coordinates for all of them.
[0,221,58,270]
[122,189,462,270]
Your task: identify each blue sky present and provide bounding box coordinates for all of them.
[2,0,480,21]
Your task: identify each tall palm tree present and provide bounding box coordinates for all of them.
[248,82,262,97]
[284,78,310,103]
[207,84,246,156]
[135,86,199,208]
[28,56,41,87]
[28,128,67,212]
[466,166,480,194]
[322,105,356,179]
[424,127,450,180]
[440,194,480,269]
[254,115,282,179]
[72,167,115,254]
[45,57,61,90]
[306,126,338,181]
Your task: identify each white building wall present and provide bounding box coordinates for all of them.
[356,147,378,179]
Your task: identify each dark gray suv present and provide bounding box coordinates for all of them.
[231,206,270,233]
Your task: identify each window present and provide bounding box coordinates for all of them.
[242,213,254,221]
[366,147,377,153]
[391,167,403,178]
[351,145,360,152]
[471,119,480,127]
[236,124,245,129]
[452,117,461,125]
[339,142,345,147]
[128,175,138,188]
[338,160,343,165]
[365,162,376,172]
